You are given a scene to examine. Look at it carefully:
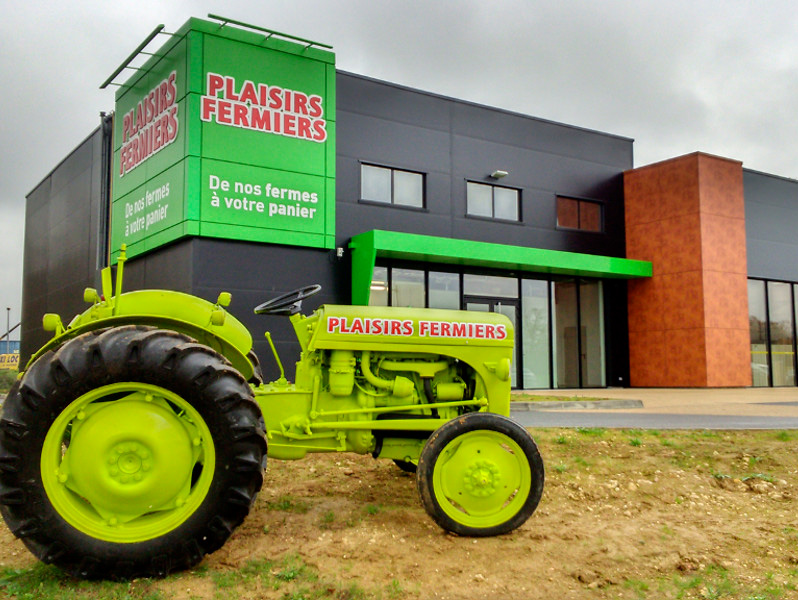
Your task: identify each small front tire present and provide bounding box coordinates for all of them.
[393,459,418,474]
[417,412,544,536]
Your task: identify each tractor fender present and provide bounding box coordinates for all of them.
[26,289,255,380]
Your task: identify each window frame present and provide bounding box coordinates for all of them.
[556,195,604,233]
[466,181,521,222]
[360,163,426,210]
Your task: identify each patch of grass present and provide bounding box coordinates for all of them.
[742,472,775,483]
[364,504,381,516]
[0,564,164,599]
[775,431,795,442]
[239,559,274,579]
[319,510,335,528]
[0,369,18,394]
[204,554,380,600]
[629,437,642,447]
[659,564,739,599]
[210,557,276,596]
[386,579,403,599]
[624,578,649,599]
[656,565,795,600]
[265,495,310,514]
[189,564,209,577]
[576,427,606,437]
[555,434,570,445]
[553,463,568,473]
[275,557,305,582]
[333,582,368,600]
[211,568,243,591]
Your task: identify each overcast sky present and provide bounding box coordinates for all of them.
[2,0,797,338]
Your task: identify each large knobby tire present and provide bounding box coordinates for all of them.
[417,412,544,537]
[0,326,267,578]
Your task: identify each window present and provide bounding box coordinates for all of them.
[747,277,798,388]
[369,266,389,307]
[768,281,795,386]
[556,197,603,232]
[466,182,519,221]
[391,268,425,307]
[748,279,768,386]
[428,271,460,309]
[361,164,424,208]
[463,274,518,298]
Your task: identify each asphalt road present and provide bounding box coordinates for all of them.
[510,409,798,430]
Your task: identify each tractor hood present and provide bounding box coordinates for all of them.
[308,305,514,352]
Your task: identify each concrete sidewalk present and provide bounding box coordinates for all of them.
[513,387,798,418]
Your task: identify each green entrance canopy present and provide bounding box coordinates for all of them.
[348,230,652,305]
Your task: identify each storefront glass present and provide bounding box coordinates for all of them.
[580,281,606,387]
[552,280,605,388]
[391,268,425,307]
[748,279,768,386]
[767,281,795,386]
[428,271,460,309]
[369,266,389,306]
[521,280,550,389]
[553,281,579,388]
[463,274,518,298]
[368,266,607,389]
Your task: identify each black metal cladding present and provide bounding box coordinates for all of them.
[21,125,108,362]
[334,72,631,257]
[744,169,798,282]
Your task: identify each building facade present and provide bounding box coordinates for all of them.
[20,17,798,389]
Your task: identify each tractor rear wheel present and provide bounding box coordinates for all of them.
[0,326,266,578]
[417,412,544,536]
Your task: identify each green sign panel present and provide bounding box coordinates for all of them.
[110,18,336,261]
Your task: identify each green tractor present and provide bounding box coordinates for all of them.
[0,247,544,578]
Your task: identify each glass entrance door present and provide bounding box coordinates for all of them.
[464,296,520,387]
[552,280,605,388]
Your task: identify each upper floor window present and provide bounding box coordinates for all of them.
[467,182,519,221]
[556,196,603,232]
[361,164,424,208]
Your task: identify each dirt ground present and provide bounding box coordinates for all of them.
[2,427,798,599]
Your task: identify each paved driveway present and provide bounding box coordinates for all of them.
[510,387,798,429]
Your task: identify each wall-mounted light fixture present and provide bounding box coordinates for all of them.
[490,170,509,179]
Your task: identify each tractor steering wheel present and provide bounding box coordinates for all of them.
[253,284,322,316]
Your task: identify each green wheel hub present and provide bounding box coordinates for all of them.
[432,429,531,528]
[41,383,215,543]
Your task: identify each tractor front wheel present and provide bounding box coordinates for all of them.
[0,326,266,578]
[417,412,544,536]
